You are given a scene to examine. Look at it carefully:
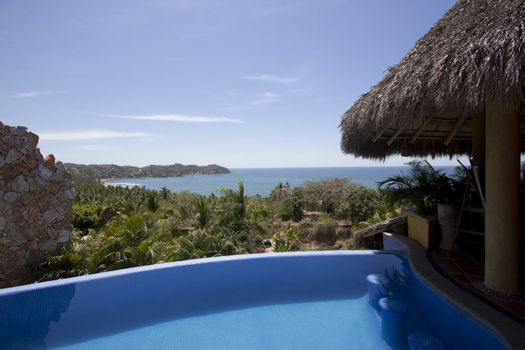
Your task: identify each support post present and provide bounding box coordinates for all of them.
[484,101,520,293]
[472,112,485,172]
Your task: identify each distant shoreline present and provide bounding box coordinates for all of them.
[101,179,141,188]
[65,163,230,183]
[96,166,456,196]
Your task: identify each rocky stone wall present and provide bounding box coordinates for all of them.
[0,121,73,287]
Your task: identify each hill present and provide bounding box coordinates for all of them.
[64,163,230,182]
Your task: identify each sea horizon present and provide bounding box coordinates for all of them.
[103,165,457,196]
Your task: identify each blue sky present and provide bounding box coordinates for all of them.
[0,0,459,168]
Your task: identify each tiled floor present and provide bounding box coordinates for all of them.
[431,250,525,322]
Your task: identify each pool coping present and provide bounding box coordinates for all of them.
[405,237,525,350]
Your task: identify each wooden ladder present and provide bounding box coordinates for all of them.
[448,159,485,256]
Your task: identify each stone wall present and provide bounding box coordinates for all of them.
[0,121,73,287]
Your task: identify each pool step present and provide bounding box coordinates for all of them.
[407,332,446,350]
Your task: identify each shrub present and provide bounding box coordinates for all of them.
[312,220,337,245]
[293,179,379,216]
[73,204,103,232]
[335,187,378,222]
[274,239,290,252]
[279,196,304,222]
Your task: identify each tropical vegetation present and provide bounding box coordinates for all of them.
[36,160,525,283]
[37,177,399,281]
[378,160,465,215]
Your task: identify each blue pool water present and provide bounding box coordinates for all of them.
[0,252,507,350]
[103,166,456,196]
[56,299,384,350]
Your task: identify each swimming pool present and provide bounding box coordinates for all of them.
[0,251,509,349]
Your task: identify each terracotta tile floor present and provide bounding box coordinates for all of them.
[431,250,525,322]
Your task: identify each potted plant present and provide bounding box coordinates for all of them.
[378,161,458,249]
[435,167,467,250]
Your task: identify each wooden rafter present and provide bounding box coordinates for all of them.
[409,118,433,144]
[372,126,388,143]
[387,128,403,146]
[444,114,469,146]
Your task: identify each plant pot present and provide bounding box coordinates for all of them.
[407,212,438,249]
[437,203,459,251]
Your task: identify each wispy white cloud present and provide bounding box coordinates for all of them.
[10,90,60,98]
[252,92,279,105]
[106,114,243,124]
[225,92,280,111]
[78,145,111,151]
[289,86,317,96]
[242,74,298,84]
[38,129,151,141]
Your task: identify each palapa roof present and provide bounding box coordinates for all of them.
[340,0,525,159]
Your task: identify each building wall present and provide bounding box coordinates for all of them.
[0,121,73,287]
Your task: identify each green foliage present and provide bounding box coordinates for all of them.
[269,181,291,201]
[293,180,340,213]
[195,197,210,229]
[160,187,170,200]
[335,187,378,222]
[146,193,159,212]
[278,195,304,222]
[38,176,400,281]
[175,229,222,259]
[274,225,304,252]
[73,204,103,232]
[378,160,458,215]
[288,179,381,221]
[274,239,290,252]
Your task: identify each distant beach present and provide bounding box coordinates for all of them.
[102,166,456,196]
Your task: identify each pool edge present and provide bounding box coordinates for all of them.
[0,250,385,296]
[406,239,524,350]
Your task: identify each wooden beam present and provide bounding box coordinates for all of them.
[432,116,464,121]
[402,136,471,140]
[387,128,403,146]
[410,118,432,144]
[444,114,469,146]
[372,126,388,143]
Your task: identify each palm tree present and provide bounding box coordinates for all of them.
[195,196,211,229]
[378,160,454,215]
[175,229,221,259]
[160,187,170,200]
[146,193,159,212]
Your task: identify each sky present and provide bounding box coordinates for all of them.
[0,0,460,168]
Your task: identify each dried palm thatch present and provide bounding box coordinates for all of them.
[340,0,525,159]
[353,216,407,248]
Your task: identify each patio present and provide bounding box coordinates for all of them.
[430,250,525,323]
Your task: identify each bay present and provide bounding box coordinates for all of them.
[103,166,456,197]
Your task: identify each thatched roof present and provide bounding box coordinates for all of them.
[340,0,525,159]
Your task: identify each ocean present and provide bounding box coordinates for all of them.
[103,166,456,197]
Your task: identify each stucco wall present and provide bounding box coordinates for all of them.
[0,121,73,287]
